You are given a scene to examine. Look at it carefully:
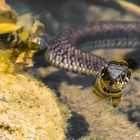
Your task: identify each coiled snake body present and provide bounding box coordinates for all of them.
[45,21,140,107]
[1,21,139,107]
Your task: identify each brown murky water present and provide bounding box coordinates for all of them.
[6,0,140,139]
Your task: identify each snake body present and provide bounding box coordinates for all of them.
[1,21,138,107]
[45,21,140,76]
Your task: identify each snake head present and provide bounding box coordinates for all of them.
[101,61,131,90]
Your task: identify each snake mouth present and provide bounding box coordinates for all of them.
[103,87,121,94]
[101,60,131,92]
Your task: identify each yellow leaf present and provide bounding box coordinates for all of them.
[117,0,140,16]
[15,52,26,63]
[15,51,36,67]
[0,23,22,34]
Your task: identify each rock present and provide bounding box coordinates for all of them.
[0,50,67,139]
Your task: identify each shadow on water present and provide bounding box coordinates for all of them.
[33,54,96,97]
[33,54,92,139]
[124,48,140,70]
[121,48,140,129]
[128,109,140,128]
[42,70,95,90]
[66,111,89,140]
[119,107,140,129]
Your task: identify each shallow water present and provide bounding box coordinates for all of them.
[5,0,140,139]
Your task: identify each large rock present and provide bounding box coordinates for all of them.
[0,50,66,140]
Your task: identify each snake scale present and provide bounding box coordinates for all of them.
[45,21,140,77]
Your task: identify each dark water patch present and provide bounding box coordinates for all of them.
[66,111,89,140]
[125,48,140,70]
[127,109,140,128]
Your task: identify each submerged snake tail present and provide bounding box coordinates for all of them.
[67,21,140,50]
